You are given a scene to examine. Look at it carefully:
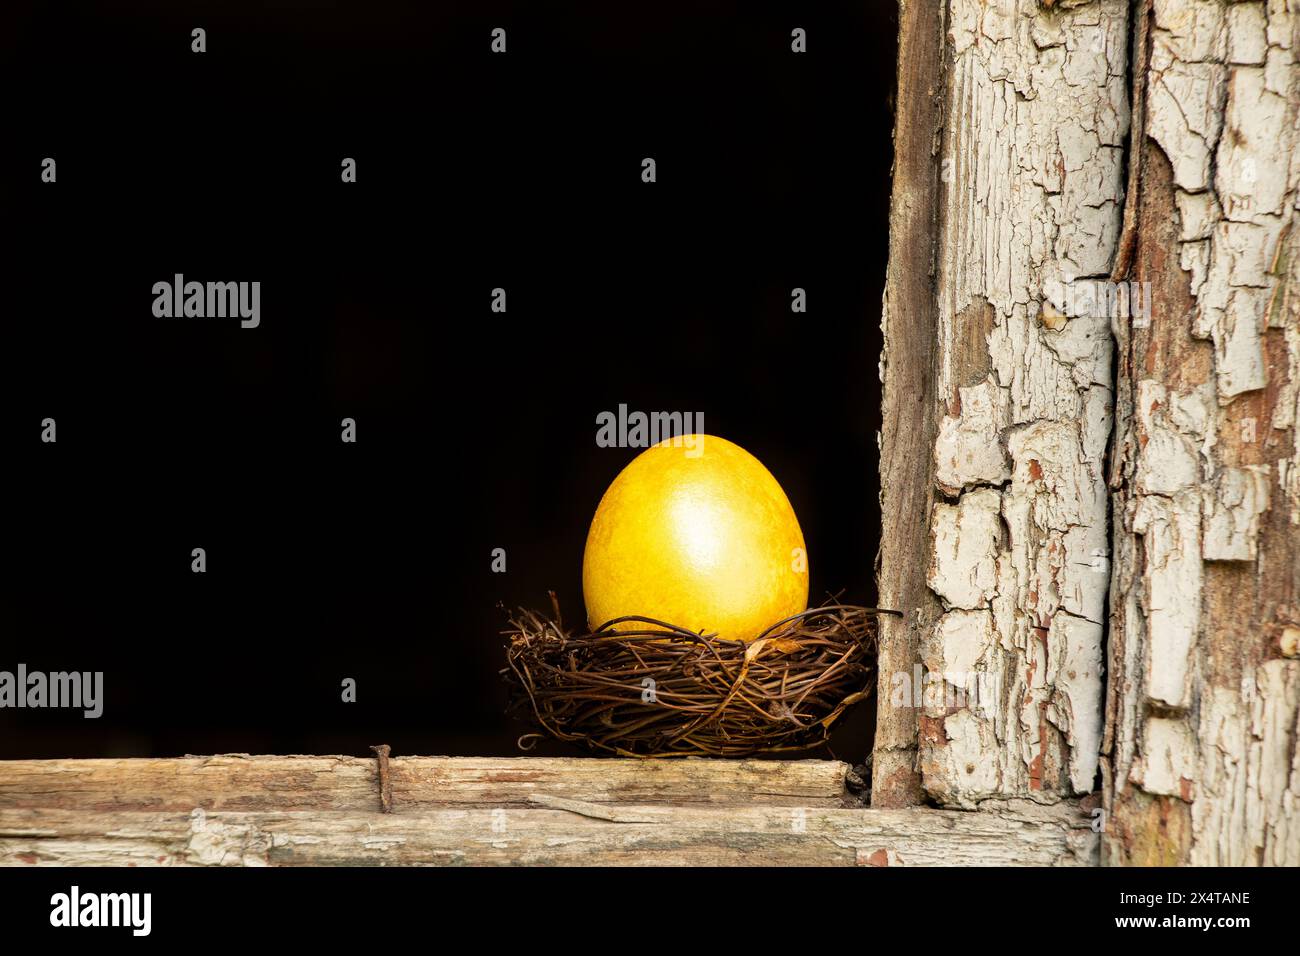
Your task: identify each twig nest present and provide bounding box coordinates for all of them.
[502,600,880,757]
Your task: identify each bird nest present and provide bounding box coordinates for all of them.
[502,594,888,757]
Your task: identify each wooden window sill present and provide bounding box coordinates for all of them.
[0,755,1098,866]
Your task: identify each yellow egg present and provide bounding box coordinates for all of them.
[582,434,808,641]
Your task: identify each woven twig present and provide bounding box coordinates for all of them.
[501,595,889,757]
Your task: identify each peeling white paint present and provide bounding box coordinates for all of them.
[1202,465,1271,560]
[1190,662,1300,865]
[1132,492,1202,710]
[1107,0,1299,867]
[1150,0,1297,404]
[1132,716,1198,797]
[929,489,1002,611]
[1046,612,1104,793]
[921,0,1126,807]
[935,378,1011,493]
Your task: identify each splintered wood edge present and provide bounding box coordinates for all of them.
[0,755,855,812]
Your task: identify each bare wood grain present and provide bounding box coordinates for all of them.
[0,801,1098,867]
[873,0,946,810]
[0,755,852,812]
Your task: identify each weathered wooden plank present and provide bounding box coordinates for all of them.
[0,801,1098,867]
[913,0,1128,808]
[874,0,946,811]
[880,0,1129,811]
[0,755,852,812]
[1103,0,1300,867]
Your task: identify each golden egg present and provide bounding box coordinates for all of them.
[582,435,808,641]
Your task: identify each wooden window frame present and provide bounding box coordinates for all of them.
[6,0,1298,868]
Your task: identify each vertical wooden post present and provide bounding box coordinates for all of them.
[1104,0,1300,866]
[874,0,947,809]
[879,0,1130,809]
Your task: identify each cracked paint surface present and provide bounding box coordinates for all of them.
[1106,0,1299,866]
[920,0,1126,807]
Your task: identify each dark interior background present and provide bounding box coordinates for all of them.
[1,1,897,762]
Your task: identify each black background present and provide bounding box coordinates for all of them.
[0,864,1283,942]
[1,1,897,761]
